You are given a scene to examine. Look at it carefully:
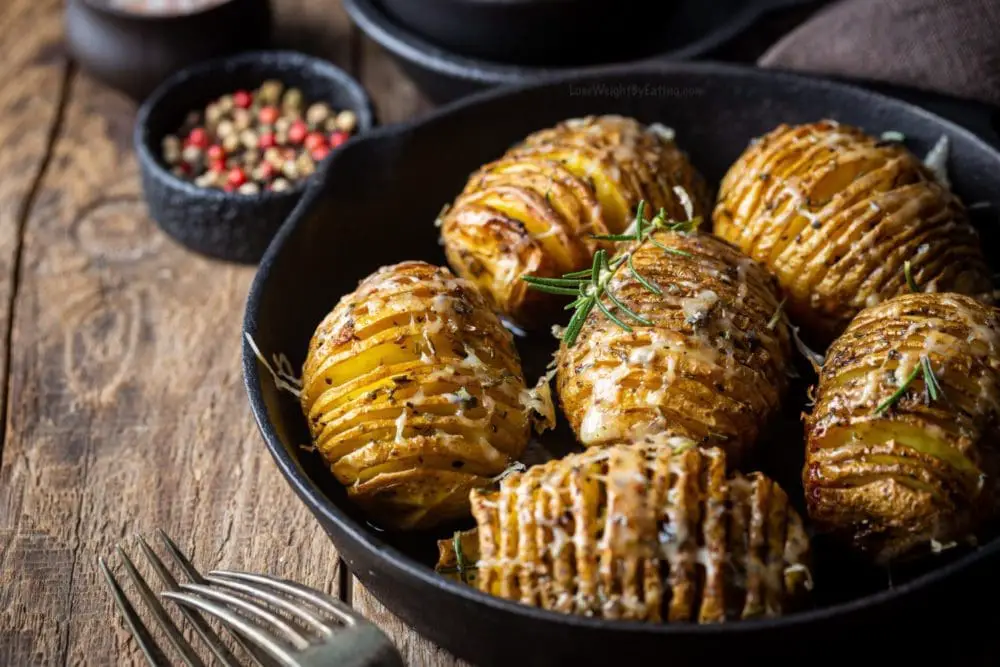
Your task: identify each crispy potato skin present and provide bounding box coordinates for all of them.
[440,115,709,326]
[300,261,530,530]
[467,444,811,622]
[805,293,1000,562]
[714,120,992,345]
[556,230,791,465]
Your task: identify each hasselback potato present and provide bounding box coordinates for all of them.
[805,292,1000,562]
[556,228,792,464]
[300,261,533,530]
[464,443,811,621]
[440,115,709,325]
[714,120,992,345]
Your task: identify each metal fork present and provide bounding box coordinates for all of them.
[100,531,404,667]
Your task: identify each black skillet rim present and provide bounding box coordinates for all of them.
[242,60,1000,636]
[134,49,375,203]
[342,0,819,87]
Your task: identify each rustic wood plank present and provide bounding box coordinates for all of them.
[354,581,469,667]
[0,2,357,664]
[0,0,68,459]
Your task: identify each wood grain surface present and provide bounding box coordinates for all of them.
[0,0,448,664]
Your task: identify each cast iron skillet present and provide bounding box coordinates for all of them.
[243,62,1000,666]
[345,0,823,103]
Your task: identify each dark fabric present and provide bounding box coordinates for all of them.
[759,0,1000,107]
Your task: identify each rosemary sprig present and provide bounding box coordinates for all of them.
[454,531,469,584]
[875,354,943,414]
[522,198,698,345]
[904,260,919,292]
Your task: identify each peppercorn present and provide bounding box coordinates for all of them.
[270,177,291,192]
[253,162,276,182]
[281,160,299,180]
[232,108,252,131]
[282,88,303,113]
[306,102,331,128]
[206,144,225,163]
[263,147,284,169]
[187,127,209,148]
[222,133,240,154]
[334,110,357,133]
[296,152,315,177]
[233,90,253,109]
[227,167,247,188]
[259,132,276,149]
[162,135,181,164]
[330,131,349,148]
[205,103,223,127]
[240,129,260,150]
[195,171,219,188]
[304,132,326,153]
[215,120,235,139]
[238,182,260,195]
[257,79,283,105]
[259,106,280,126]
[288,120,308,145]
[312,146,331,162]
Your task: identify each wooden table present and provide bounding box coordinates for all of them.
[0,0,465,664]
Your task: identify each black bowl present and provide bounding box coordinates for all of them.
[380,0,680,66]
[66,0,273,100]
[244,63,1000,665]
[135,50,375,265]
[344,0,823,103]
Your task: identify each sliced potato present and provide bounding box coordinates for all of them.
[457,443,810,622]
[556,229,791,465]
[300,261,531,530]
[440,115,709,325]
[714,120,992,345]
[805,292,1000,562]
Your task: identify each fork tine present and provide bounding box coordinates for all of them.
[209,570,358,626]
[135,536,241,667]
[99,557,170,667]
[163,591,300,667]
[116,546,206,667]
[204,574,332,636]
[177,583,312,650]
[154,532,281,667]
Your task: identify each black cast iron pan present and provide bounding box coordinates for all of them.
[243,62,1000,666]
[346,0,825,103]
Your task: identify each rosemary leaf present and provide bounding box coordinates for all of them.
[875,364,923,415]
[629,254,662,295]
[650,236,693,257]
[595,297,633,332]
[592,249,605,284]
[563,298,595,346]
[921,355,944,402]
[521,276,586,287]
[604,289,652,325]
[633,200,647,242]
[904,261,918,293]
[562,268,594,278]
[767,297,787,330]
[454,531,469,584]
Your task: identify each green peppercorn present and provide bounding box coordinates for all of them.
[258,79,283,105]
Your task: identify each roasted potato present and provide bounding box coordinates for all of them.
[805,292,1000,562]
[440,115,709,325]
[556,228,792,464]
[300,261,532,530]
[458,442,811,622]
[714,120,992,345]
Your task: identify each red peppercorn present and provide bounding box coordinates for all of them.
[288,120,308,145]
[259,132,276,149]
[258,162,276,181]
[227,167,247,188]
[311,146,331,162]
[209,159,226,173]
[258,106,280,125]
[206,144,226,163]
[187,127,209,148]
[233,90,253,109]
[329,130,350,148]
[304,132,327,153]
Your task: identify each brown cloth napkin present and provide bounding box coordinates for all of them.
[758,0,1000,108]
